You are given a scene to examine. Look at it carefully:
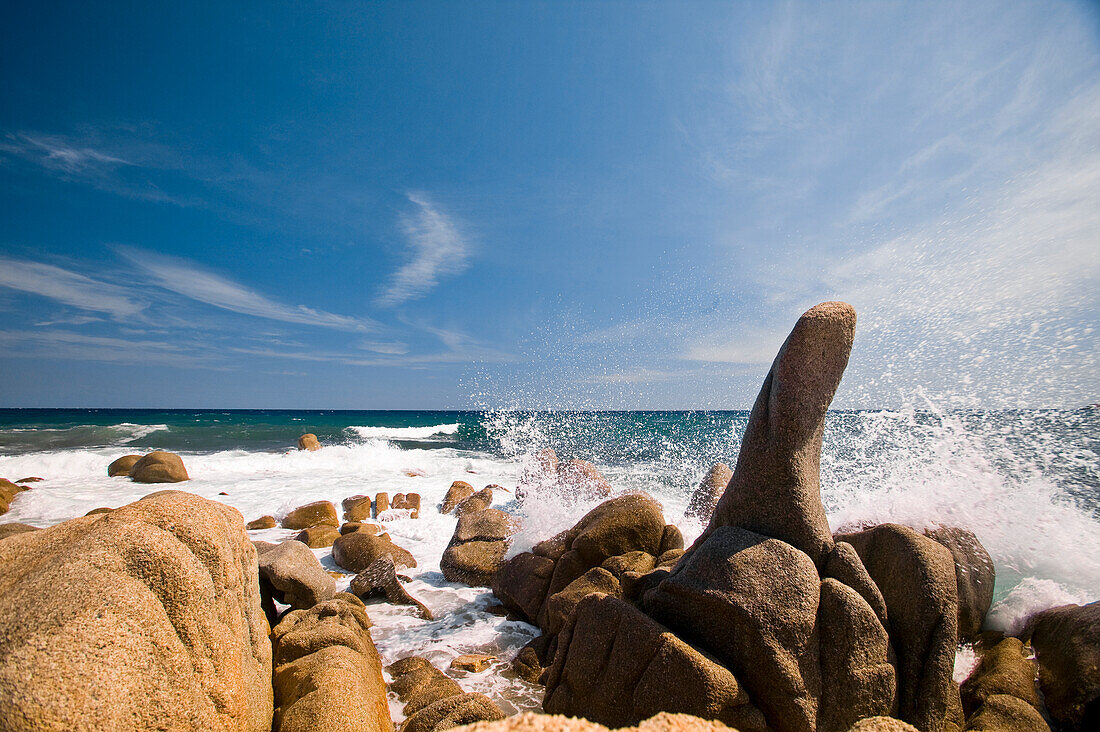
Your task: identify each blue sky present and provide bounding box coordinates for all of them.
[1,0,1097,409]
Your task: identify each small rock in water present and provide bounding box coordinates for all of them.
[129,451,189,483]
[247,515,277,530]
[15,476,44,483]
[349,556,432,620]
[450,654,495,673]
[107,454,141,477]
[281,500,339,530]
[296,433,321,451]
[295,525,340,548]
[218,491,229,496]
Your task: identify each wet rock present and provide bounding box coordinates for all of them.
[839,524,963,732]
[960,637,1041,716]
[388,656,465,717]
[492,552,556,624]
[442,481,476,513]
[513,635,552,684]
[0,522,39,540]
[295,524,340,548]
[340,521,381,535]
[451,654,495,672]
[925,527,995,642]
[375,492,390,516]
[453,509,520,543]
[401,692,506,732]
[129,451,190,483]
[15,476,43,483]
[685,463,732,522]
[1024,601,1100,731]
[545,567,623,635]
[454,487,494,516]
[393,492,422,518]
[247,515,277,530]
[557,458,613,499]
[659,524,684,554]
[442,540,510,587]
[258,539,337,611]
[107,454,142,477]
[0,491,272,731]
[702,302,855,567]
[272,594,390,732]
[297,433,321,451]
[343,495,374,522]
[282,500,339,530]
[545,593,766,730]
[349,556,432,619]
[332,530,417,573]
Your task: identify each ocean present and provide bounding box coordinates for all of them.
[1,407,1097,716]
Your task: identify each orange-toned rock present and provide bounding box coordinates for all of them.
[247,515,277,530]
[451,654,495,673]
[107,454,142,477]
[442,481,476,513]
[129,451,189,483]
[282,501,339,530]
[297,433,321,451]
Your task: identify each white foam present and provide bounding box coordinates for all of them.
[114,423,169,442]
[986,578,1093,636]
[346,424,460,440]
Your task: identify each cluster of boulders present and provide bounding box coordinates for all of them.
[441,483,521,586]
[389,656,506,732]
[518,450,613,501]
[107,451,190,482]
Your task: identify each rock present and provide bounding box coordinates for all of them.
[659,524,684,553]
[341,521,381,535]
[454,509,520,543]
[295,524,340,548]
[442,481,476,513]
[405,493,422,518]
[247,515,277,530]
[343,495,374,522]
[925,527,995,642]
[1024,601,1100,731]
[492,552,556,624]
[107,454,142,476]
[16,476,44,483]
[602,551,657,577]
[349,556,432,620]
[442,540,510,587]
[963,694,1050,732]
[0,491,272,731]
[332,530,417,573]
[455,487,494,516]
[258,539,337,611]
[644,525,899,732]
[282,500,339,530]
[375,492,390,516]
[839,524,963,732]
[545,593,766,730]
[519,448,560,488]
[451,654,495,672]
[388,656,465,716]
[557,458,614,499]
[656,549,685,568]
[128,451,190,483]
[545,567,623,635]
[513,635,552,684]
[0,522,39,540]
[401,692,506,732]
[960,637,1041,716]
[297,433,321,451]
[823,541,889,630]
[685,463,732,522]
[702,302,855,568]
[448,712,742,731]
[85,506,114,515]
[847,719,919,732]
[272,594,390,732]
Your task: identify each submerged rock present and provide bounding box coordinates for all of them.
[0,491,272,731]
[350,556,432,619]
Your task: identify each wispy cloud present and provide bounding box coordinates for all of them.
[376,192,471,307]
[583,368,677,385]
[115,247,376,331]
[0,256,145,319]
[0,329,213,368]
[0,133,134,174]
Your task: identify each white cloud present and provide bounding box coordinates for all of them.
[0,257,144,319]
[376,192,471,307]
[115,247,375,331]
[0,329,211,368]
[0,133,133,174]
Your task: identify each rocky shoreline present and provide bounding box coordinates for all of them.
[0,302,1096,731]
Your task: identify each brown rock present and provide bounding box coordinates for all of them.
[128,451,190,483]
[839,524,963,732]
[519,448,560,489]
[282,500,339,530]
[925,527,995,642]
[847,719,920,732]
[85,506,114,516]
[557,458,614,499]
[660,524,685,554]
[272,594,390,732]
[340,521,381,535]
[455,487,494,516]
[350,556,432,620]
[656,549,685,568]
[545,593,766,730]
[686,463,733,522]
[295,525,340,548]
[406,492,421,518]
[1025,601,1100,731]
[0,522,39,540]
[602,551,657,577]
[492,552,556,624]
[258,539,337,611]
[545,567,623,635]
[0,491,272,731]
[297,433,321,451]
[960,637,1041,716]
[401,692,506,732]
[513,635,552,684]
[451,654,495,672]
[388,656,464,716]
[703,302,855,567]
[107,454,142,477]
[454,509,520,543]
[343,495,374,522]
[375,492,390,516]
[15,476,44,483]
[442,481,476,513]
[964,694,1050,732]
[442,540,510,587]
[247,515,277,530]
[332,530,417,573]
